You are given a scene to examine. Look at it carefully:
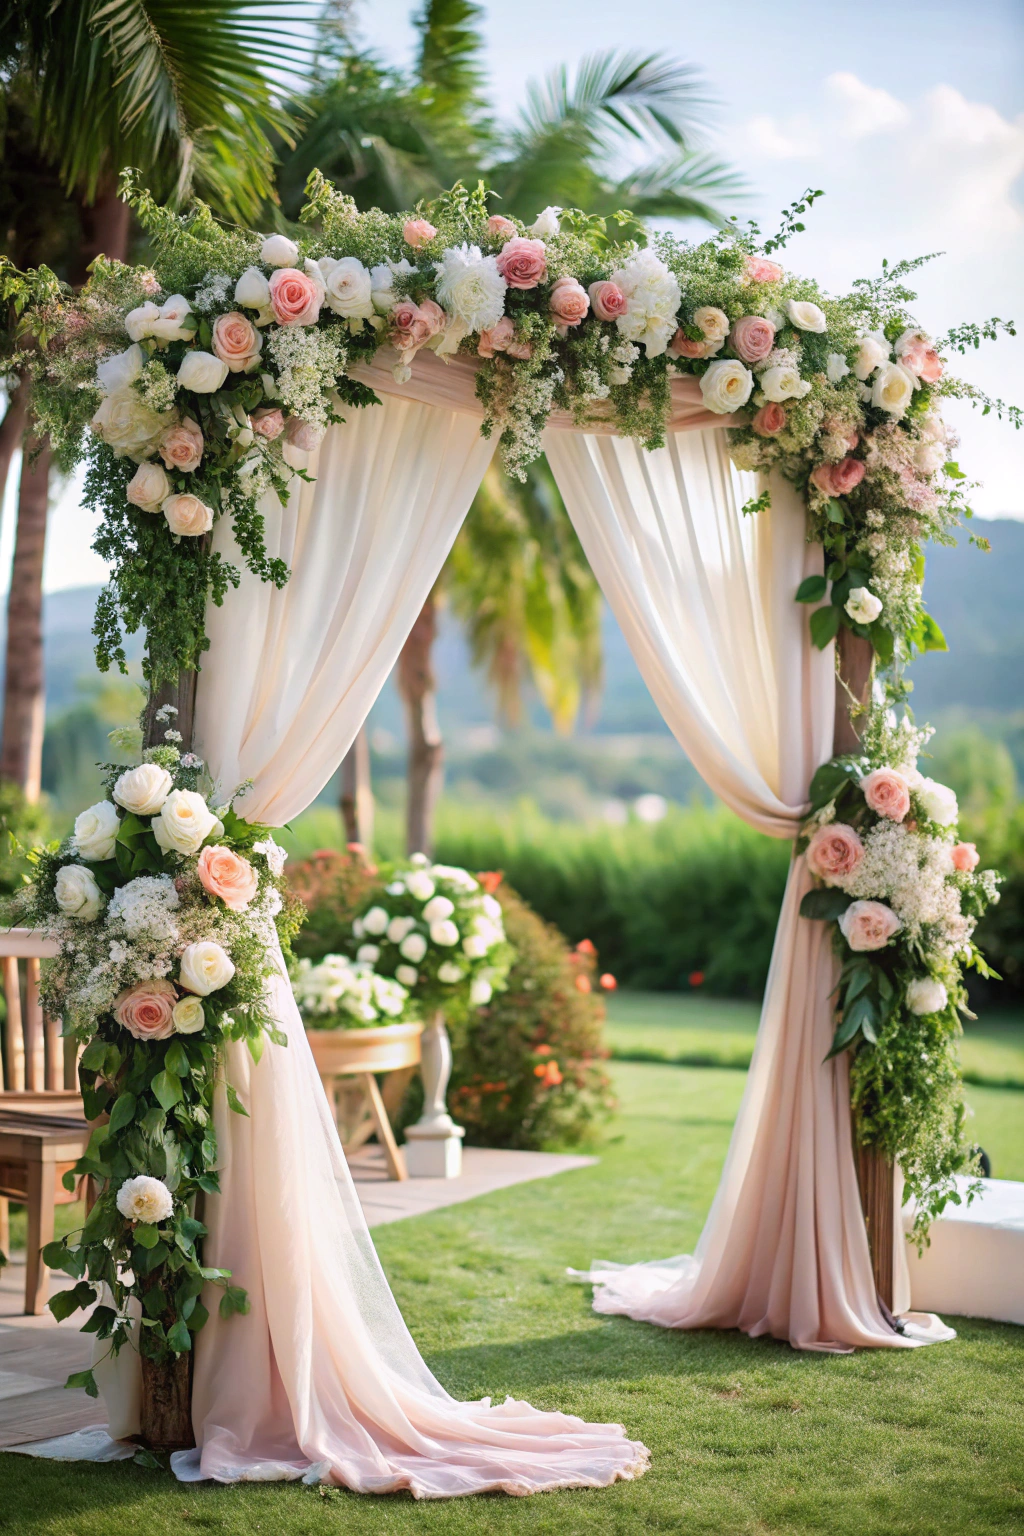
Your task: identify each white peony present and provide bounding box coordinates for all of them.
[152,789,222,855]
[319,256,374,320]
[172,996,206,1034]
[113,763,173,816]
[179,940,235,996]
[785,299,827,333]
[405,871,436,902]
[872,362,916,418]
[126,461,171,513]
[395,964,419,986]
[96,344,144,395]
[91,388,169,461]
[759,364,812,403]
[845,587,883,624]
[177,350,229,394]
[55,864,105,922]
[434,245,506,332]
[362,906,390,936]
[470,977,493,1006]
[386,915,417,944]
[356,943,381,964]
[691,306,730,343]
[610,248,681,357]
[853,332,891,381]
[699,359,754,415]
[399,931,428,964]
[116,1174,173,1224]
[437,962,464,983]
[528,206,562,238]
[429,919,460,947]
[421,895,455,923]
[260,233,300,267]
[235,267,272,311]
[906,977,949,1016]
[73,800,120,862]
[826,352,851,383]
[915,777,958,826]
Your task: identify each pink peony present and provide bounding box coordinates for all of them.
[486,215,518,239]
[588,280,628,322]
[284,417,324,452]
[860,767,912,822]
[810,457,866,497]
[753,402,787,435]
[839,899,902,952]
[477,316,515,357]
[197,844,259,912]
[114,978,177,1041]
[159,417,203,473]
[743,255,784,284]
[729,314,776,364]
[951,841,980,872]
[403,218,437,248]
[251,407,285,440]
[211,311,262,373]
[495,236,547,290]
[268,267,323,326]
[548,276,589,330]
[806,823,864,884]
[668,328,716,360]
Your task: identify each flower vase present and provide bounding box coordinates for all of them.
[404,1010,464,1178]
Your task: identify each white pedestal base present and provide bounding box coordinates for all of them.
[404,1011,465,1179]
[403,1127,464,1179]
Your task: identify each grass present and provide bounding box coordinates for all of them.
[3,1060,1023,1534]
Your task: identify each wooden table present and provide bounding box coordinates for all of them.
[306,1022,422,1182]
[0,1111,90,1314]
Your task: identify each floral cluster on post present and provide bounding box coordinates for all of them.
[11,713,296,1392]
[293,952,412,1029]
[798,712,1000,1235]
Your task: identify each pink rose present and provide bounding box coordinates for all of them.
[495,236,547,290]
[860,767,912,822]
[417,299,447,339]
[486,215,518,240]
[197,844,259,912]
[918,349,943,383]
[729,314,776,364]
[114,978,177,1041]
[806,823,864,884]
[588,280,627,322]
[477,316,515,358]
[506,339,533,359]
[951,842,980,872]
[403,218,437,249]
[753,403,787,436]
[159,417,203,473]
[284,417,324,453]
[548,275,589,330]
[390,299,434,354]
[743,255,784,284]
[251,407,285,440]
[268,267,322,326]
[839,899,902,952]
[810,457,866,497]
[211,311,262,374]
[163,493,214,537]
[668,328,715,360]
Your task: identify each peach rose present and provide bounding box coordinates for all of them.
[743,255,784,284]
[390,299,435,354]
[839,899,902,952]
[806,823,864,884]
[548,275,589,330]
[403,218,437,248]
[114,978,177,1041]
[951,841,980,872]
[588,280,627,322]
[730,314,776,364]
[284,417,324,452]
[668,328,716,360]
[860,767,911,822]
[212,311,262,374]
[486,215,517,239]
[495,237,547,290]
[753,402,787,435]
[251,407,285,440]
[197,844,259,912]
[159,417,203,473]
[810,457,866,496]
[899,340,944,383]
[506,339,533,359]
[162,492,214,537]
[268,267,323,326]
[477,316,515,357]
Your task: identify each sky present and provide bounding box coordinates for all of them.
[9,0,1023,593]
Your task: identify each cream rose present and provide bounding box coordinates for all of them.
[172,995,207,1034]
[234,267,273,317]
[838,899,902,952]
[116,1174,173,1224]
[846,587,883,625]
[395,964,419,986]
[55,864,105,921]
[159,417,204,473]
[785,299,827,333]
[150,295,194,343]
[162,493,214,537]
[422,895,456,923]
[91,388,168,461]
[177,350,229,394]
[699,359,754,415]
[126,461,171,512]
[260,233,300,267]
[212,312,263,373]
[437,961,464,983]
[73,800,120,862]
[387,915,417,944]
[113,762,172,816]
[915,777,958,826]
[760,364,812,403]
[692,306,730,343]
[434,245,506,332]
[319,256,375,320]
[152,789,222,855]
[179,940,235,996]
[96,344,143,395]
[871,362,916,418]
[906,977,948,1016]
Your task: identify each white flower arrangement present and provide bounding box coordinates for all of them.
[293,954,411,1028]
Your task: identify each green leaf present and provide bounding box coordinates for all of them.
[219,1284,250,1320]
[825,498,846,524]
[795,575,828,604]
[825,1012,863,1060]
[80,1304,118,1336]
[116,813,147,843]
[164,1041,190,1079]
[133,1448,162,1469]
[151,1069,183,1111]
[62,1169,78,1193]
[800,888,853,921]
[225,1083,249,1117]
[843,966,874,1004]
[79,1037,108,1072]
[809,604,841,649]
[134,1222,161,1249]
[167,1319,192,1353]
[869,621,894,667]
[48,1282,96,1321]
[107,1091,137,1135]
[133,1241,169,1275]
[246,1031,265,1067]
[64,1368,99,1398]
[189,1299,210,1333]
[808,758,861,811]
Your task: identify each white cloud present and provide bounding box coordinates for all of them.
[745,114,817,160]
[828,73,910,140]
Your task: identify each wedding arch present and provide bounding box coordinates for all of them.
[2,172,1010,1485]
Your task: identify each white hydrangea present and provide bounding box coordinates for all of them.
[609,249,681,357]
[434,245,506,332]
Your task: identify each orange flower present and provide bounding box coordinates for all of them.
[689,970,705,987]
[535,1044,552,1056]
[599,973,617,991]
[574,974,592,993]
[534,1060,563,1086]
[575,938,597,956]
[478,870,504,894]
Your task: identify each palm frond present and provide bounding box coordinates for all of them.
[611,149,747,226]
[516,50,710,158]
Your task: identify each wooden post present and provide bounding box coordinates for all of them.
[340,726,374,850]
[833,627,895,1312]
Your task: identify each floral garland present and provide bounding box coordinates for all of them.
[798,711,1000,1235]
[11,714,299,1393]
[3,171,1017,688]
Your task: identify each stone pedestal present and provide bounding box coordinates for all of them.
[404,1012,464,1179]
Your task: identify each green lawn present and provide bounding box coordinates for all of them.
[4,1060,1023,1534]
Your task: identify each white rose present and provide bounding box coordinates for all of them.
[235,267,272,310]
[845,587,883,624]
[177,351,229,394]
[73,800,120,862]
[261,233,300,267]
[434,244,506,332]
[179,940,235,996]
[853,332,891,381]
[759,364,812,403]
[462,934,489,960]
[113,763,173,816]
[97,344,144,395]
[470,977,493,1006]
[692,306,730,343]
[437,962,464,984]
[386,915,417,944]
[699,359,754,415]
[319,256,374,319]
[429,919,460,947]
[91,388,168,461]
[405,872,436,902]
[915,777,958,826]
[399,932,428,964]
[906,977,949,1016]
[785,299,827,333]
[395,964,419,986]
[152,789,222,855]
[172,996,206,1034]
[362,906,390,936]
[125,302,161,343]
[126,461,171,513]
[826,352,850,384]
[356,943,381,964]
[528,206,562,238]
[149,295,194,343]
[871,362,916,418]
[116,1174,173,1224]
[55,864,105,922]
[421,895,455,923]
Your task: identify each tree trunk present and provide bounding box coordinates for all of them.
[397,591,444,856]
[1,436,51,799]
[832,626,894,1312]
[139,1350,195,1454]
[340,725,374,850]
[0,378,29,517]
[143,664,200,752]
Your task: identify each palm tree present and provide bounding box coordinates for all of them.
[0,0,313,794]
